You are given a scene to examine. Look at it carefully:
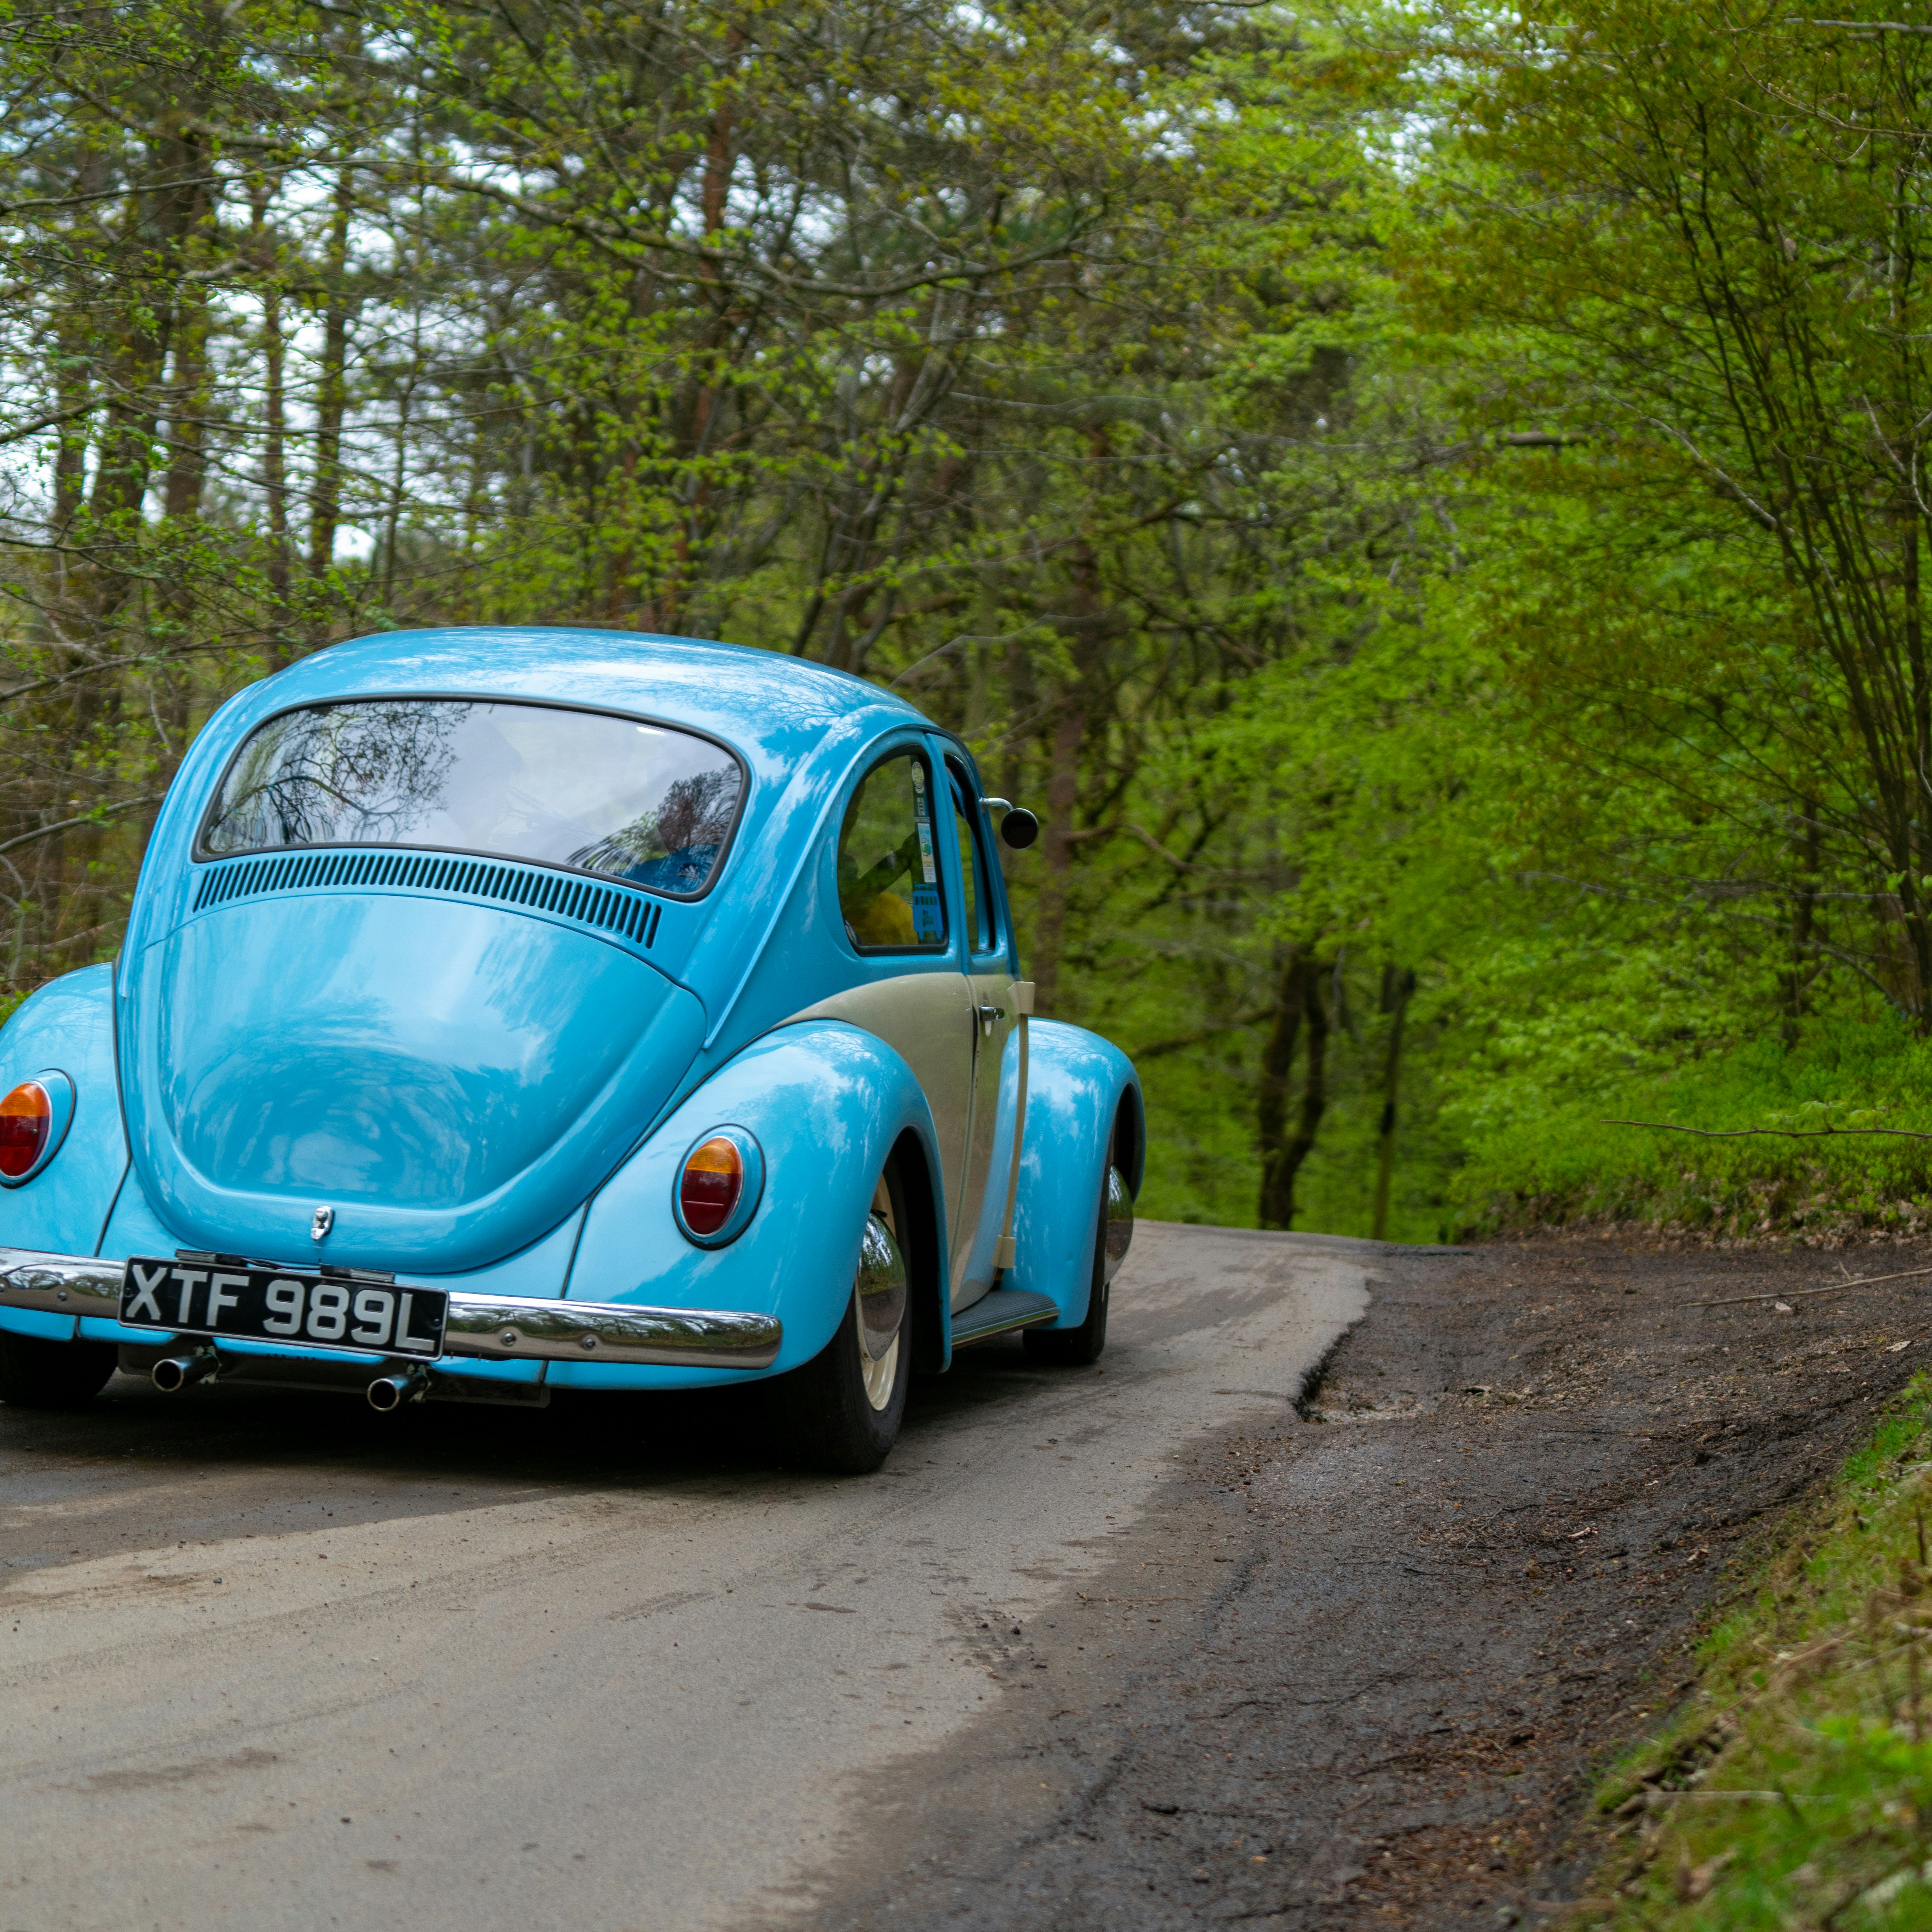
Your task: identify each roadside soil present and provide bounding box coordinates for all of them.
[751,1237,1932,1931]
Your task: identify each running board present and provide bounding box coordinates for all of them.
[950,1288,1059,1348]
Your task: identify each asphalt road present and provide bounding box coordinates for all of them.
[0,1222,1367,1932]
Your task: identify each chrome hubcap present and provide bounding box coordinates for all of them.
[1103,1165,1134,1282]
[855,1178,906,1411]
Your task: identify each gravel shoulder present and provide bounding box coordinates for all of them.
[749,1236,1932,1931]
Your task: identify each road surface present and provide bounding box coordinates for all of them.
[0,1222,1366,1932]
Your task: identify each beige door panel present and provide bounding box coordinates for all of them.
[954,967,1016,1309]
[781,974,977,1279]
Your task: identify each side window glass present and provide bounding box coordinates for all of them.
[949,771,995,954]
[837,752,947,952]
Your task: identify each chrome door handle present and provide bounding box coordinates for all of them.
[976,1004,1005,1035]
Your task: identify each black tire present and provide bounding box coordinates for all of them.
[0,1332,118,1409]
[1024,1165,1112,1368]
[765,1162,912,1474]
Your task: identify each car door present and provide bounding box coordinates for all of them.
[943,757,1015,1310]
[794,742,979,1246]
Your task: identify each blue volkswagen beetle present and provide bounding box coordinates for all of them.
[0,629,1141,1470]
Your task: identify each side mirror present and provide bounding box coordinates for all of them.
[999,808,1040,851]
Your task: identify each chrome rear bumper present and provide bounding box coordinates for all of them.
[439,1295,780,1369]
[0,1248,781,1371]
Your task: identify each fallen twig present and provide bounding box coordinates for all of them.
[1689,1265,1932,1309]
[1643,1787,1786,1804]
[1603,1116,1932,1142]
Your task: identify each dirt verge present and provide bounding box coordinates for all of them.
[746,1238,1932,1929]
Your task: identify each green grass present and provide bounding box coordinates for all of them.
[1584,1377,1932,1928]
[1451,1017,1932,1242]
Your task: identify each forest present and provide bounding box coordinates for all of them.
[6,0,1932,1243]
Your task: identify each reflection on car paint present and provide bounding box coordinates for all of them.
[204,699,744,897]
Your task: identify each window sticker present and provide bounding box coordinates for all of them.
[911,764,938,883]
[911,884,944,943]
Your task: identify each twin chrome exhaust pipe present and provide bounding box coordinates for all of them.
[150,1347,429,1412]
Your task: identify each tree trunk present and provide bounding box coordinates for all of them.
[306,168,355,590]
[161,292,208,529]
[1033,503,1115,1015]
[1256,948,1307,1229]
[52,351,87,537]
[1001,619,1036,838]
[1258,953,1330,1230]
[151,278,209,819]
[251,181,291,663]
[1904,518,1931,1027]
[1782,804,1821,1049]
[1371,969,1415,1240]
[1030,692,1084,1016]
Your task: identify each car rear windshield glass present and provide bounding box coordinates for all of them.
[200,699,744,896]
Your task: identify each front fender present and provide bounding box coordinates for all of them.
[553,1020,946,1389]
[1004,1020,1142,1327]
[0,966,128,1277]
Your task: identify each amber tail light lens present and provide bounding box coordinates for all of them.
[679,1136,744,1237]
[0,1081,50,1178]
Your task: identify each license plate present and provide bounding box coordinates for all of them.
[118,1256,447,1357]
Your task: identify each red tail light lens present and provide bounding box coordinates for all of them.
[679,1136,743,1237]
[0,1081,50,1178]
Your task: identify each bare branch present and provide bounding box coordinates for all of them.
[1603,1117,1932,1142]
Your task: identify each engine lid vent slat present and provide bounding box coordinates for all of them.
[188,851,669,955]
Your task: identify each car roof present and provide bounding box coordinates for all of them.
[268,627,938,767]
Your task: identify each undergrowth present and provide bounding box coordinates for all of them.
[1580,1375,1932,1928]
[1453,1018,1932,1243]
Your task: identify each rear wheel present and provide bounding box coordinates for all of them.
[0,1332,117,1408]
[766,1164,911,1473]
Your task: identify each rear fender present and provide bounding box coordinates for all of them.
[1003,1020,1141,1328]
[555,1020,947,1386]
[0,965,127,1271]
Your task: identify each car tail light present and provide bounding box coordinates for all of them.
[680,1136,743,1237]
[672,1126,765,1247]
[0,1081,50,1178]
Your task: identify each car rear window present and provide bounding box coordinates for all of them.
[200,699,745,898]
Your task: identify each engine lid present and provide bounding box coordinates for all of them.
[121,891,705,1274]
